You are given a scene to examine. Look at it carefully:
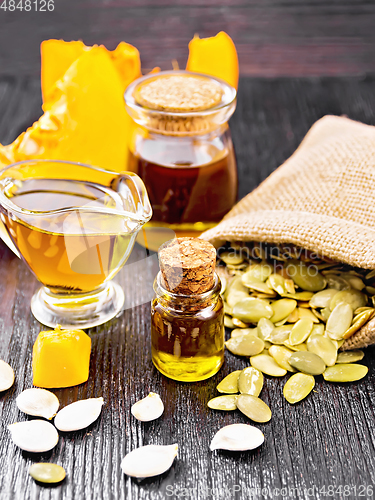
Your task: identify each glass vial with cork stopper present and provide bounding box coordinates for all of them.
[124,71,237,249]
[151,237,224,382]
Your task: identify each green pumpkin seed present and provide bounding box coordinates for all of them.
[241,276,274,294]
[289,318,314,345]
[232,317,250,328]
[329,289,367,312]
[29,463,66,484]
[284,279,296,294]
[225,276,249,307]
[267,274,287,295]
[243,263,273,282]
[311,309,326,322]
[233,298,273,323]
[353,306,374,316]
[224,302,233,316]
[320,307,331,321]
[231,328,258,339]
[208,395,238,410]
[269,345,296,372]
[283,341,308,351]
[225,335,264,356]
[250,354,287,377]
[238,367,264,396]
[311,324,325,336]
[217,370,242,393]
[323,364,368,382]
[366,269,375,280]
[342,309,375,339]
[257,318,275,340]
[270,299,297,323]
[268,325,292,344]
[236,394,272,423]
[284,292,314,301]
[297,307,319,323]
[340,274,365,291]
[306,333,337,366]
[286,261,326,292]
[289,351,326,375]
[324,274,351,291]
[283,373,315,404]
[326,303,353,340]
[224,315,235,329]
[336,350,364,364]
[287,308,299,323]
[220,276,227,295]
[220,252,244,266]
[365,286,375,295]
[309,289,339,309]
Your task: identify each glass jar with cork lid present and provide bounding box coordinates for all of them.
[124,71,237,249]
[151,237,224,382]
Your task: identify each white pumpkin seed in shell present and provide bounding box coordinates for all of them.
[329,289,367,312]
[208,395,237,410]
[336,350,364,364]
[217,371,242,393]
[29,463,66,484]
[236,394,272,423]
[270,299,297,323]
[250,354,287,377]
[121,444,178,478]
[326,303,353,340]
[16,388,59,420]
[231,328,258,339]
[0,360,14,392]
[238,367,264,396]
[289,318,313,345]
[283,373,315,404]
[306,334,337,366]
[269,345,296,372]
[257,317,275,340]
[8,420,59,453]
[54,397,104,432]
[323,364,368,382]
[289,352,326,375]
[210,423,264,451]
[225,335,264,356]
[233,298,273,323]
[309,289,339,309]
[131,393,164,422]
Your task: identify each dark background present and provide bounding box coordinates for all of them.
[0,3,375,500]
[1,0,375,78]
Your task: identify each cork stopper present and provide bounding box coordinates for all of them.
[134,74,223,112]
[158,238,217,295]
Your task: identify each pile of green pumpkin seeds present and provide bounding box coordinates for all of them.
[209,242,374,415]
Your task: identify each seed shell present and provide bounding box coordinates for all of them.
[217,370,241,393]
[208,395,237,411]
[121,444,178,478]
[131,393,164,422]
[54,397,104,432]
[236,394,272,423]
[283,373,315,404]
[210,423,264,451]
[238,367,264,396]
[250,354,287,377]
[0,360,14,392]
[29,463,66,484]
[16,388,59,420]
[289,351,326,375]
[323,364,368,382]
[8,420,59,453]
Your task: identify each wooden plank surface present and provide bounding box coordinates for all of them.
[0,1,375,77]
[0,76,375,499]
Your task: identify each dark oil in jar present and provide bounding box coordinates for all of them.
[128,143,237,235]
[151,296,225,382]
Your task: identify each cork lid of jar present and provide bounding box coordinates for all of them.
[158,237,217,295]
[134,74,223,112]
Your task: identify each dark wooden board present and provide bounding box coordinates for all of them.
[0,76,375,499]
[1,1,375,77]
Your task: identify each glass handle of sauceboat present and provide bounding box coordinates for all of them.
[0,220,20,258]
[113,171,153,223]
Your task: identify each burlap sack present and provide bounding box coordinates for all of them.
[201,115,375,350]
